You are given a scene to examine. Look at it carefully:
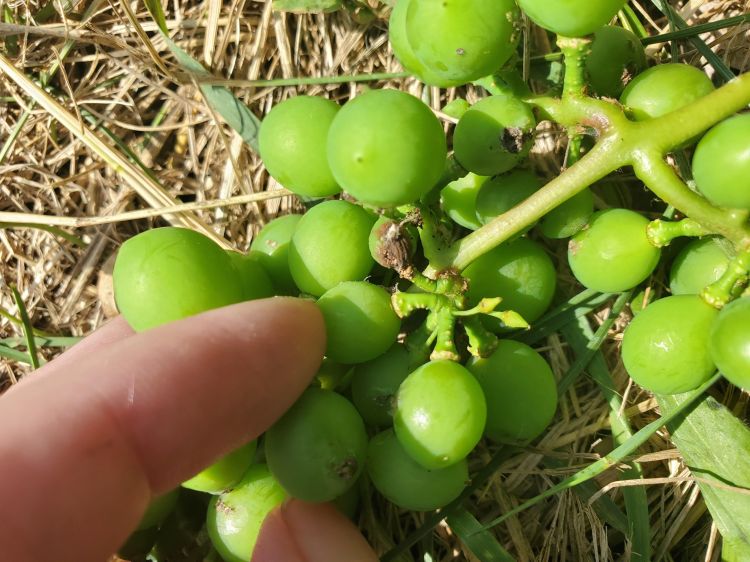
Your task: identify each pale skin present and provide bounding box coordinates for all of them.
[0,298,378,562]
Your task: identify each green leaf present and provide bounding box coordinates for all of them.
[562,300,651,562]
[160,36,262,152]
[447,508,515,562]
[273,0,342,12]
[142,0,262,153]
[142,0,168,33]
[657,392,750,558]
[11,285,40,369]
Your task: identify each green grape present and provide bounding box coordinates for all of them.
[113,227,245,332]
[692,113,750,210]
[709,296,750,390]
[351,343,411,427]
[249,214,302,295]
[327,89,447,207]
[467,340,557,442]
[258,95,341,197]
[288,200,375,296]
[405,0,520,84]
[669,237,733,295]
[182,441,257,494]
[453,95,536,176]
[206,464,286,562]
[388,0,461,87]
[539,189,594,239]
[137,489,180,531]
[464,237,557,324]
[367,429,468,511]
[440,173,489,230]
[586,26,647,98]
[620,63,714,120]
[474,169,543,226]
[568,209,661,292]
[394,360,486,469]
[622,295,718,394]
[368,216,418,269]
[518,0,627,37]
[265,388,368,502]
[227,252,274,301]
[317,281,401,364]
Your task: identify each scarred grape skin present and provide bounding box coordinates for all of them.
[622,295,718,394]
[265,388,368,502]
[206,464,286,562]
[327,89,447,208]
[568,209,661,293]
[453,95,536,177]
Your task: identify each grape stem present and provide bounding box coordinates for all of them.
[432,67,750,271]
[646,218,710,247]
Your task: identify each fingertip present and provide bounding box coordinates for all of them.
[276,500,377,562]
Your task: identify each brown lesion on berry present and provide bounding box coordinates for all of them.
[373,219,415,278]
[333,457,359,481]
[215,498,235,515]
[500,127,528,154]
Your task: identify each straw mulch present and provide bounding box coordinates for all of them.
[1,0,749,560]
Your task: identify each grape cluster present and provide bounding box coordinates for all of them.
[110,0,750,559]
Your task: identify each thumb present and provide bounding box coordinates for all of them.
[252,500,378,562]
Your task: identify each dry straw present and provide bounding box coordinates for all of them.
[1,0,749,560]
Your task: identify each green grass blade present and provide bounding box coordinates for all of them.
[142,0,168,33]
[642,14,750,46]
[562,308,651,562]
[656,392,750,558]
[0,343,32,364]
[515,290,614,346]
[1,335,82,348]
[0,222,87,248]
[619,6,648,38]
[447,508,516,562]
[159,35,262,152]
[10,286,40,369]
[556,291,630,394]
[481,374,721,531]
[542,457,630,535]
[649,0,736,83]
